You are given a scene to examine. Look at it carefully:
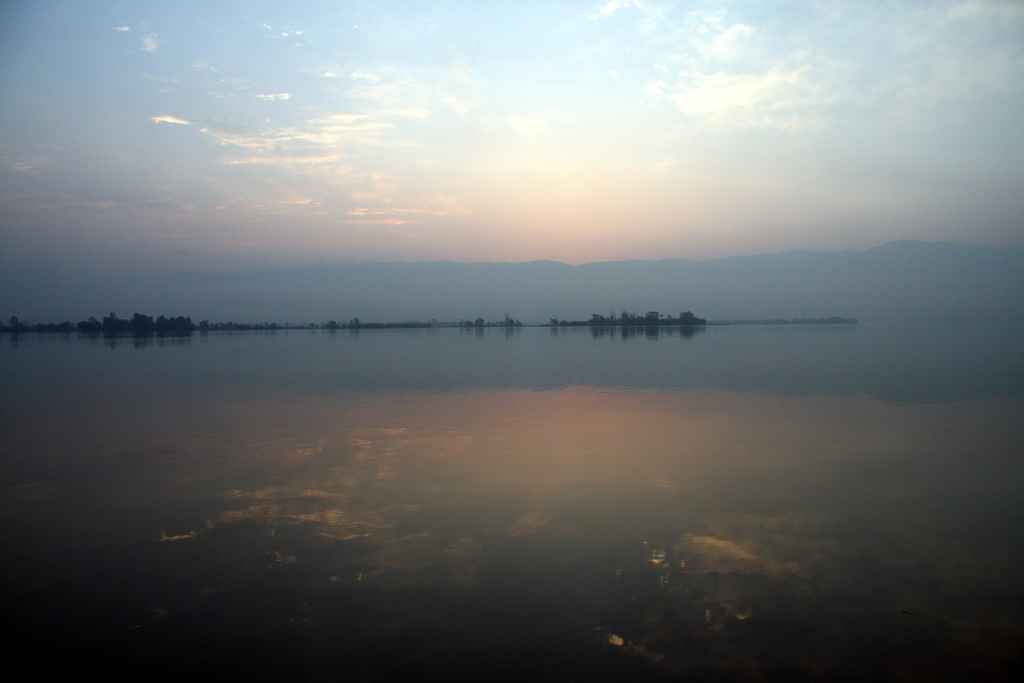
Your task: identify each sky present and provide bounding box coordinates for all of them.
[1,0,1022,273]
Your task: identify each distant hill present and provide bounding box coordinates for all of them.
[2,241,1022,324]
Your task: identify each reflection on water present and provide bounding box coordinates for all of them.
[1,327,1022,680]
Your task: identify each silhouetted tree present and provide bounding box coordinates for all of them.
[131,313,154,332]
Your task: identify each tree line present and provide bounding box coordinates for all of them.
[548,311,707,327]
[3,309,710,333]
[4,313,197,334]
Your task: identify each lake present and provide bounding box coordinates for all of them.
[2,324,1022,681]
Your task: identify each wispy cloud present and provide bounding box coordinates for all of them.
[261,23,306,39]
[151,115,190,125]
[346,71,434,120]
[2,156,49,174]
[947,0,1024,22]
[197,127,280,151]
[440,61,481,116]
[668,68,833,129]
[286,113,396,148]
[347,195,472,221]
[589,1,629,20]
[141,34,159,53]
[279,196,322,207]
[144,74,181,84]
[152,112,378,152]
[152,114,278,149]
[699,22,754,61]
[344,218,409,225]
[222,154,344,166]
[256,93,291,101]
[505,115,550,140]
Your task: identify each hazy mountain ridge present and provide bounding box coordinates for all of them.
[2,241,1022,324]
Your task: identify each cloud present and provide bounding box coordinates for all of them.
[197,127,279,151]
[422,194,472,216]
[279,196,321,207]
[285,113,396,148]
[589,1,628,20]
[700,22,754,61]
[144,74,181,85]
[151,115,190,125]
[262,22,306,39]
[635,2,1021,136]
[155,112,404,207]
[671,69,797,115]
[344,218,409,225]
[347,195,472,221]
[151,112,383,153]
[440,61,481,116]
[152,114,279,150]
[340,66,438,123]
[947,0,1024,22]
[145,63,473,219]
[3,156,49,174]
[141,34,159,53]
[505,115,549,140]
[222,154,344,166]
[668,68,831,129]
[114,25,130,32]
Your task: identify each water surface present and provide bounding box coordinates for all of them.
[2,325,1022,680]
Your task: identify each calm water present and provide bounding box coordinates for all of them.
[2,325,1022,681]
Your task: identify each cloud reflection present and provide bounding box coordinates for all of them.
[74,384,1019,676]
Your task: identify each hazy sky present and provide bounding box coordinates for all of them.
[1,0,1022,272]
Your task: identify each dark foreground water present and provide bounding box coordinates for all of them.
[2,324,1022,681]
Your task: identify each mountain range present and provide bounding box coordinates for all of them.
[3,241,1022,324]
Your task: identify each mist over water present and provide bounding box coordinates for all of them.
[2,325,1022,680]
[3,242,1022,326]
